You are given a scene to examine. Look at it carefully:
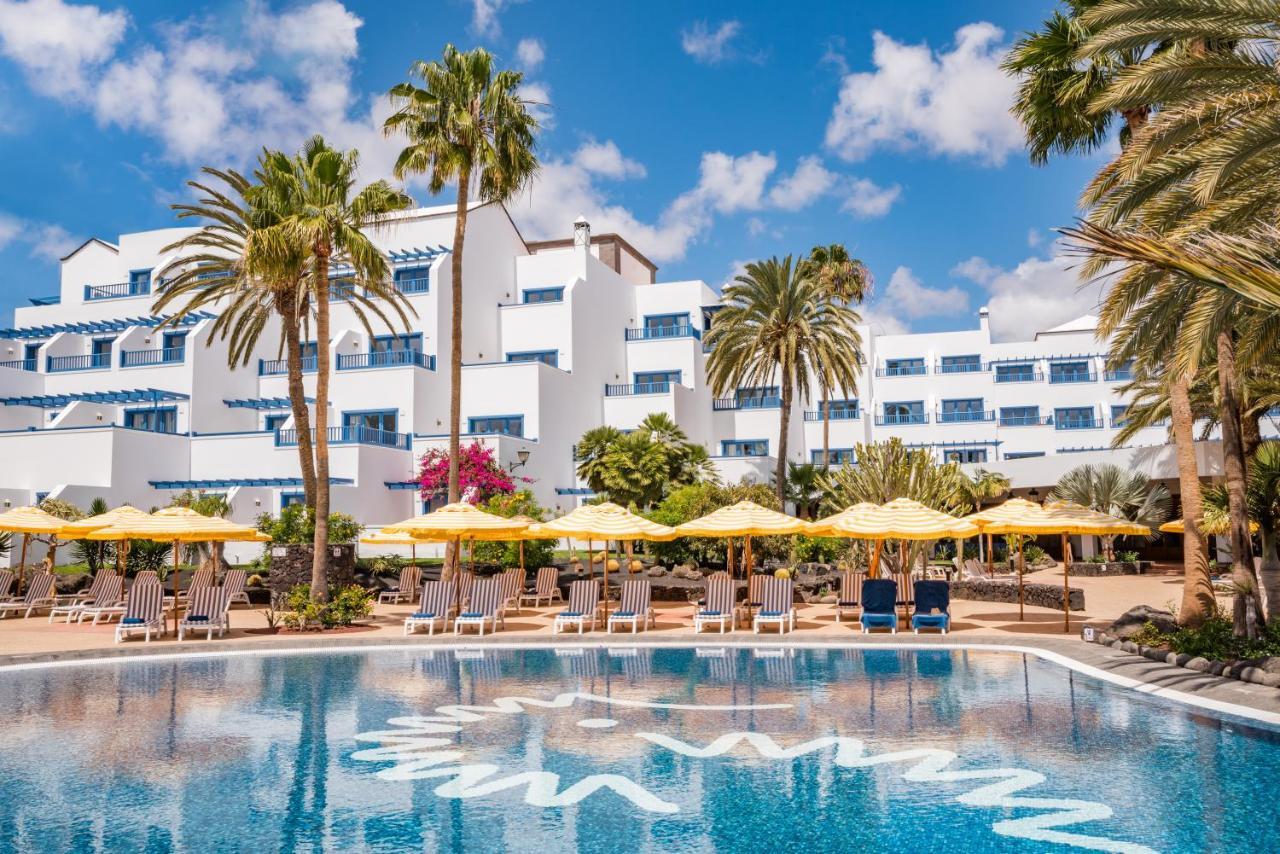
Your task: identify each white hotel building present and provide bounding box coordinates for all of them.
[0,203,1240,562]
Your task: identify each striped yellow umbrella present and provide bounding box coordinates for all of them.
[382,502,530,586]
[963,498,1054,622]
[0,505,68,593]
[674,501,809,617]
[808,502,890,577]
[1041,501,1151,537]
[60,505,151,577]
[86,507,268,633]
[1158,517,1258,535]
[529,503,676,616]
[813,498,976,578]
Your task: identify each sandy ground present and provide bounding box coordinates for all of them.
[0,563,1222,658]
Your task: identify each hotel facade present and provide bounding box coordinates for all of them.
[0,203,1249,562]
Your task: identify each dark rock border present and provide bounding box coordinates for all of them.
[1087,630,1280,689]
[1068,561,1144,577]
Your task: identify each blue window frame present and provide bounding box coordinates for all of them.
[634,370,679,392]
[469,415,524,437]
[882,358,926,377]
[735,386,780,408]
[421,493,447,514]
[507,350,558,367]
[372,333,421,353]
[1049,360,1095,384]
[343,409,397,433]
[942,447,987,464]
[1004,451,1046,460]
[812,448,855,465]
[1055,406,1098,430]
[994,362,1038,383]
[91,337,114,356]
[22,342,40,370]
[999,406,1043,427]
[644,313,689,332]
[939,354,982,374]
[1111,405,1129,428]
[281,492,305,510]
[264,413,289,433]
[880,401,925,425]
[940,398,988,423]
[1105,360,1134,382]
[161,331,187,352]
[300,341,318,359]
[123,406,177,434]
[722,439,767,457]
[522,287,564,303]
[34,492,48,505]
[128,269,152,294]
[394,266,430,294]
[808,399,859,421]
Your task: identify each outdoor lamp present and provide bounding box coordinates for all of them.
[508,448,531,472]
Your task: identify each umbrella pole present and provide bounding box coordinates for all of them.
[172,539,181,635]
[987,533,994,577]
[1017,536,1025,621]
[745,535,753,622]
[17,533,28,595]
[1062,533,1071,634]
[870,539,882,578]
[116,539,125,577]
[603,540,610,621]
[587,539,592,579]
[727,538,735,577]
[519,540,525,573]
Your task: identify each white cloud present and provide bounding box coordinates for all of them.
[0,212,79,261]
[680,20,742,65]
[881,266,968,319]
[842,177,901,218]
[0,212,20,249]
[519,79,554,130]
[768,155,834,211]
[694,150,776,213]
[952,250,1104,342]
[746,217,768,238]
[574,139,645,179]
[470,0,514,37]
[0,0,128,99]
[256,0,360,61]
[860,305,910,336]
[824,22,1022,165]
[1027,227,1042,248]
[516,37,544,71]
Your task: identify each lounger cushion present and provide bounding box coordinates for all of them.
[611,610,636,618]
[698,610,723,617]
[912,614,949,627]
[410,612,436,619]
[861,614,897,626]
[187,615,209,622]
[559,611,585,618]
[122,617,145,625]
[759,610,785,617]
[459,612,485,619]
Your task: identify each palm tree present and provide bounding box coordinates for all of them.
[1244,443,1280,619]
[255,136,413,599]
[799,244,869,468]
[705,256,861,504]
[1048,463,1170,560]
[573,415,716,509]
[384,44,540,576]
[784,462,823,520]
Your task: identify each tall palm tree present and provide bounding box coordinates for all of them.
[255,136,413,600]
[154,164,320,507]
[784,462,823,520]
[800,244,869,468]
[383,44,540,577]
[1048,463,1170,560]
[705,256,861,504]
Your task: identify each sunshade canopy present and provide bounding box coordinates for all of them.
[808,502,889,537]
[674,500,810,538]
[816,497,978,540]
[1159,517,1257,535]
[965,498,1148,536]
[381,502,530,539]
[85,507,268,542]
[527,503,676,541]
[59,504,150,535]
[360,530,424,546]
[1042,501,1150,536]
[0,505,72,535]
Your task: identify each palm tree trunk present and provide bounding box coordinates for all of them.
[1259,527,1280,622]
[1217,331,1262,633]
[775,374,793,505]
[444,170,471,581]
[1242,407,1262,470]
[310,252,332,602]
[1170,373,1215,628]
[281,297,317,508]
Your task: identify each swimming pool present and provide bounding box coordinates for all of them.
[0,645,1276,852]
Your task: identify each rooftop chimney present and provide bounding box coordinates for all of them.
[573,216,591,255]
[978,305,990,335]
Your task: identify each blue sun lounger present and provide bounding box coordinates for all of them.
[910,580,951,634]
[859,578,898,634]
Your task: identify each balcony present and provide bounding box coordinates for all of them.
[605,382,671,396]
[625,324,701,342]
[275,425,411,451]
[876,364,927,377]
[84,281,149,301]
[713,396,781,411]
[1055,417,1101,431]
[936,361,986,374]
[259,356,318,376]
[1104,369,1133,382]
[875,412,929,426]
[803,408,860,421]
[120,347,185,368]
[937,409,995,424]
[1048,370,1098,384]
[336,350,435,371]
[0,358,36,371]
[47,353,110,372]
[993,369,1043,384]
[999,414,1053,427]
[397,276,430,295]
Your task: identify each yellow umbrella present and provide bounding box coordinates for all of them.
[1159,517,1258,535]
[1041,501,1151,537]
[86,507,267,633]
[674,501,809,618]
[528,503,676,618]
[808,502,890,576]
[60,505,151,577]
[814,498,977,577]
[0,505,67,593]
[382,503,530,600]
[361,529,427,576]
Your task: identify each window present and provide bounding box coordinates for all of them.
[634,370,679,392]
[300,341,318,359]
[1055,406,1098,430]
[128,269,151,295]
[1105,359,1134,382]
[939,354,982,374]
[394,266,430,294]
[736,386,780,408]
[994,362,1038,383]
[22,342,40,370]
[1004,451,1046,460]
[940,398,987,423]
[880,401,925,425]
[1000,406,1042,427]
[1111,405,1129,428]
[722,439,767,457]
[943,448,987,464]
[507,350,558,367]
[882,358,925,377]
[344,410,397,434]
[1049,360,1095,384]
[522,287,563,303]
[812,448,855,465]
[123,407,177,434]
[161,331,187,353]
[820,399,859,419]
[372,333,421,353]
[469,415,524,437]
[421,493,447,514]
[264,413,289,433]
[281,492,305,509]
[91,337,114,360]
[644,313,689,333]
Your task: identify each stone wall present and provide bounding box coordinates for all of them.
[1068,561,1142,577]
[951,578,1085,611]
[268,544,355,596]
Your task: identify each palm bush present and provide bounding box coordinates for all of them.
[1048,463,1169,560]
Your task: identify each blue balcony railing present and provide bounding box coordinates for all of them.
[803,408,860,421]
[275,425,411,451]
[993,369,1043,383]
[1049,370,1098,384]
[713,396,781,411]
[1104,369,1133,382]
[876,364,927,377]
[625,324,701,342]
[937,361,986,374]
[396,276,430,295]
[1055,416,1101,431]
[999,414,1053,427]
[0,358,36,371]
[875,412,929,426]
[605,382,671,396]
[47,352,111,372]
[259,356,318,376]
[120,347,185,368]
[938,409,995,423]
[84,281,149,301]
[336,350,434,371]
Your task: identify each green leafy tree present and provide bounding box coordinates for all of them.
[384,44,540,577]
[1047,463,1170,560]
[473,490,556,569]
[574,413,718,509]
[784,462,824,520]
[647,480,788,568]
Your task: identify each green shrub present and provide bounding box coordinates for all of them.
[647,481,790,567]
[472,490,556,569]
[1128,620,1168,648]
[256,504,363,545]
[326,585,374,626]
[793,535,844,564]
[280,583,373,630]
[1117,550,1139,563]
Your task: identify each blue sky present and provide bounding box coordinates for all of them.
[0,0,1109,341]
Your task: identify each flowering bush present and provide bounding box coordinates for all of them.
[418,442,530,505]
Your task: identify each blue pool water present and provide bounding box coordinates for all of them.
[0,646,1277,852]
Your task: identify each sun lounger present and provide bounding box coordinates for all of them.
[835,571,863,622]
[378,564,421,605]
[554,579,601,634]
[74,574,127,625]
[456,571,475,610]
[753,576,795,635]
[911,580,951,634]
[0,569,14,602]
[694,575,736,634]
[404,580,456,635]
[50,571,114,623]
[221,568,250,610]
[893,569,915,617]
[167,568,213,606]
[521,566,563,608]
[607,579,654,633]
[454,578,503,636]
[859,579,899,634]
[0,572,55,619]
[178,586,228,641]
[499,567,524,616]
[115,577,165,643]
